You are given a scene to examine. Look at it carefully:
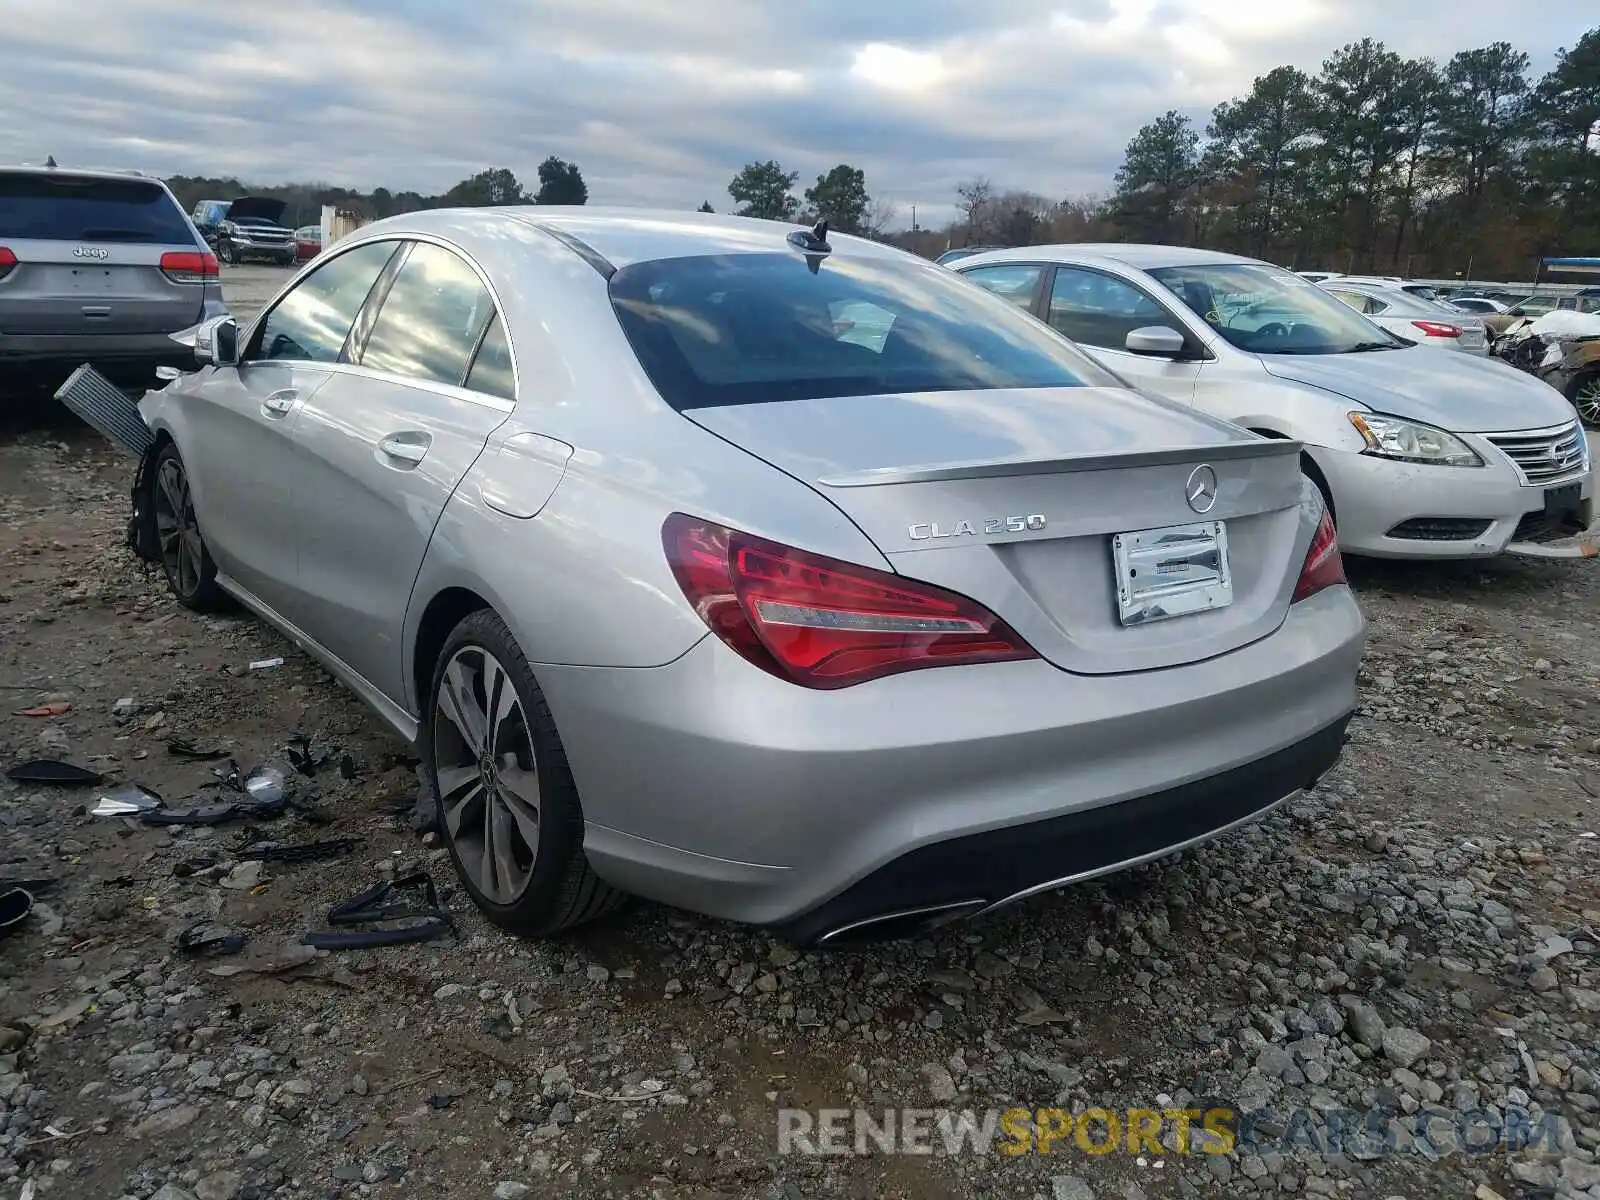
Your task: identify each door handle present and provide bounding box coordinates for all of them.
[261,390,298,418]
[378,432,430,465]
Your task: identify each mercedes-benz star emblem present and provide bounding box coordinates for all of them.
[1185,464,1219,514]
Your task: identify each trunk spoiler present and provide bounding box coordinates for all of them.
[816,439,1302,488]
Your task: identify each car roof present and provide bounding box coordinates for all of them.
[479,206,907,270]
[954,243,1267,272]
[0,163,162,184]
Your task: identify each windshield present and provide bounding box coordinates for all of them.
[0,172,193,243]
[610,251,1122,410]
[1148,262,1401,354]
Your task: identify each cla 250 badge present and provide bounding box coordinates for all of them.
[908,514,1046,540]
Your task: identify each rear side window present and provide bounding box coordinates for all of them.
[360,242,494,386]
[251,240,399,364]
[465,313,516,400]
[0,172,193,244]
[609,252,1116,410]
[961,263,1043,310]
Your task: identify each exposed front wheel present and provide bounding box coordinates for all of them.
[150,443,225,611]
[423,609,624,937]
[1569,373,1600,429]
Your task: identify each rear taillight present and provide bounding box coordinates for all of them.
[1292,505,1345,603]
[662,514,1037,688]
[1410,320,1461,338]
[0,246,15,280]
[160,250,219,283]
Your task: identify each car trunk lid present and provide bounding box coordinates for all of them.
[684,387,1312,676]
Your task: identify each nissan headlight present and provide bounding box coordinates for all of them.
[1347,413,1483,467]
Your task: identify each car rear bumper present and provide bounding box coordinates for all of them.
[532,584,1365,938]
[0,330,198,372]
[1315,445,1593,558]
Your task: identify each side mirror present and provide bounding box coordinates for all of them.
[188,315,240,366]
[1125,326,1187,358]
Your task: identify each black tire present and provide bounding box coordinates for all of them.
[423,609,624,937]
[218,240,236,265]
[1568,372,1600,430]
[1301,454,1336,527]
[150,442,226,611]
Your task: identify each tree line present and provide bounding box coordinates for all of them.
[937,26,1600,281]
[163,158,589,230]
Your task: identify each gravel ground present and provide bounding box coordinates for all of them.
[0,267,1598,1200]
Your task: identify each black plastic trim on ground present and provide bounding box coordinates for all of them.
[776,715,1352,947]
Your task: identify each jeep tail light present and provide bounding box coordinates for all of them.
[160,250,219,284]
[1293,504,1345,603]
[0,246,15,280]
[663,514,1037,688]
[1410,319,1460,339]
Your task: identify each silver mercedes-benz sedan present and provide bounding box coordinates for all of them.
[135,209,1365,945]
[956,246,1594,560]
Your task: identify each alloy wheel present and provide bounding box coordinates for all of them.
[153,456,203,598]
[433,646,541,904]
[1575,376,1600,428]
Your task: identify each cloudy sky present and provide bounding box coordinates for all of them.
[1,0,1593,226]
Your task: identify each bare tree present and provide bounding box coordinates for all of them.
[955,177,995,244]
[863,196,899,239]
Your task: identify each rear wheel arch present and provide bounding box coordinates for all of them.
[411,586,491,718]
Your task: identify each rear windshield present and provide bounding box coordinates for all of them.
[0,173,193,244]
[609,251,1116,410]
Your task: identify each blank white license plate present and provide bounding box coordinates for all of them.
[1112,520,1233,626]
[1462,330,1485,346]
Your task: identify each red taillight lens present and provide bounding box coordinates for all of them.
[1293,505,1345,603]
[662,514,1037,688]
[1411,320,1460,338]
[160,250,219,283]
[0,246,15,279]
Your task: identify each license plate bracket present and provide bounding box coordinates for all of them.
[1112,520,1233,627]
[1545,481,1582,519]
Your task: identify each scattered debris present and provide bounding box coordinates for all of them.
[0,886,34,938]
[90,783,163,817]
[5,758,104,786]
[303,871,454,950]
[235,837,361,864]
[14,700,70,717]
[286,734,334,777]
[166,737,230,761]
[248,657,285,671]
[177,922,250,957]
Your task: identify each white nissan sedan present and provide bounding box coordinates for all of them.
[956,245,1594,560]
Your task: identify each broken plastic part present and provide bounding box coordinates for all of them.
[301,871,455,951]
[244,767,286,804]
[236,837,360,864]
[248,657,285,671]
[14,701,70,717]
[6,759,105,786]
[167,738,230,761]
[177,922,249,957]
[91,784,163,817]
[0,887,33,938]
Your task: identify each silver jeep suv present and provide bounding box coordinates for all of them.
[0,164,227,385]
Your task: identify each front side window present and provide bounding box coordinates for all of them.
[250,240,399,363]
[609,251,1121,411]
[960,263,1043,310]
[1150,263,1403,354]
[1047,266,1174,349]
[359,242,494,386]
